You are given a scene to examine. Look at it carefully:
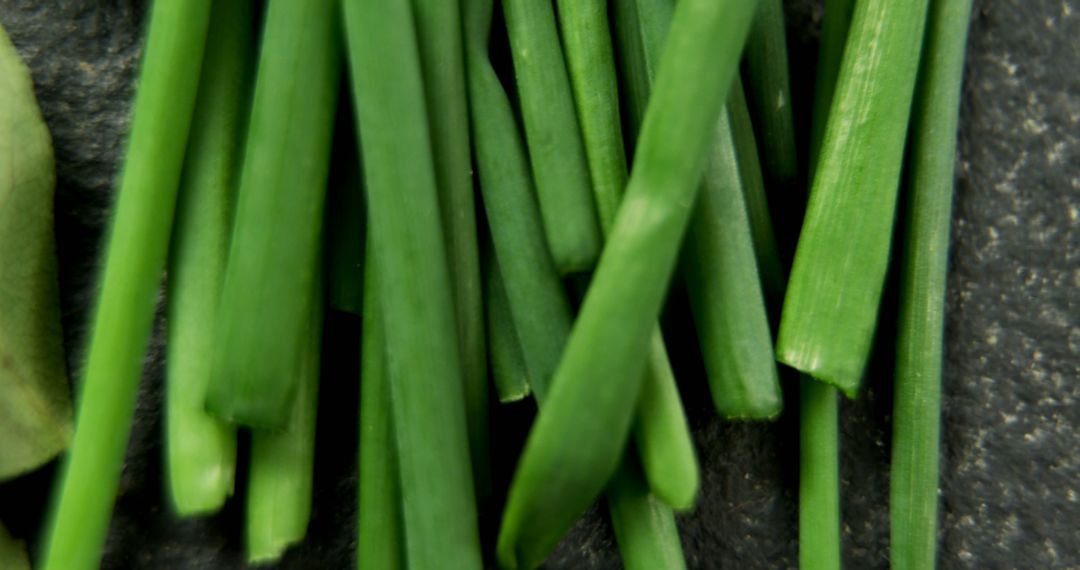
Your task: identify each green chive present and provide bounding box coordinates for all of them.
[742,0,798,190]
[500,0,602,274]
[891,1,974,568]
[205,0,340,429]
[358,251,405,570]
[164,0,254,516]
[245,283,323,563]
[0,21,72,481]
[484,256,532,403]
[776,0,931,396]
[497,0,759,565]
[41,1,214,567]
[410,0,490,500]
[344,0,483,566]
[607,459,687,570]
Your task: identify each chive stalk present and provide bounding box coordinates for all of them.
[343,0,483,566]
[410,0,490,500]
[607,459,687,570]
[742,0,798,191]
[500,0,602,274]
[164,0,254,516]
[484,256,531,403]
[205,0,340,429]
[776,0,931,396]
[797,1,854,568]
[246,284,323,563]
[891,1,974,568]
[357,252,405,570]
[497,0,759,565]
[40,1,214,567]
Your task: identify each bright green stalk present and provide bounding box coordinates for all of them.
[800,379,841,570]
[554,0,697,507]
[358,252,405,570]
[797,1,854,569]
[246,285,323,563]
[164,0,254,516]
[410,0,489,501]
[40,2,213,568]
[500,0,602,274]
[618,0,781,419]
[554,0,627,232]
[891,2,973,568]
[484,257,531,403]
[343,0,483,567]
[607,460,687,570]
[497,0,759,566]
[742,0,798,189]
[206,0,339,429]
[776,0,931,396]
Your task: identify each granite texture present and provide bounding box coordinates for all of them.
[0,0,1077,568]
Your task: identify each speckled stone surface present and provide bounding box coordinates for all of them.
[0,0,1076,568]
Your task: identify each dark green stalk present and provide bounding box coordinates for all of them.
[484,256,531,403]
[742,0,798,190]
[797,1,854,568]
[891,2,974,568]
[497,0,759,565]
[206,0,339,429]
[325,110,365,316]
[164,0,253,516]
[246,283,323,563]
[358,251,405,570]
[410,0,489,501]
[0,522,29,570]
[343,0,482,567]
[40,2,213,568]
[776,0,932,396]
[500,0,602,273]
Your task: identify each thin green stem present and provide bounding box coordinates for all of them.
[164,0,254,516]
[245,284,323,563]
[776,0,932,395]
[500,0,602,274]
[607,458,687,570]
[742,0,798,189]
[484,255,532,403]
[800,379,841,570]
[358,250,405,570]
[206,0,340,429]
[497,0,759,565]
[41,1,214,567]
[891,2,974,569]
[343,0,483,567]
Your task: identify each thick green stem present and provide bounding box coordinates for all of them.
[164,0,254,516]
[891,1,974,568]
[206,0,339,429]
[484,256,531,403]
[496,0,759,565]
[344,0,483,567]
[41,1,214,568]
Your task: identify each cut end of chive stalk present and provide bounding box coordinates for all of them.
[775,342,861,399]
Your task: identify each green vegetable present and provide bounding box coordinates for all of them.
[0,22,72,481]
[607,460,687,570]
[891,1,974,568]
[497,0,759,565]
[501,0,602,273]
[410,0,490,501]
[776,0,931,396]
[798,1,852,568]
[246,283,323,563]
[344,0,483,566]
[617,0,781,419]
[205,0,340,429]
[484,257,531,403]
[742,0,798,191]
[357,252,405,570]
[164,0,254,516]
[0,521,30,570]
[41,1,214,567]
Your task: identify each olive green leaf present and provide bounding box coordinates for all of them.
[0,23,72,481]
[0,520,31,570]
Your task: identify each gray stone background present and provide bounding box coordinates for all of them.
[0,0,1076,568]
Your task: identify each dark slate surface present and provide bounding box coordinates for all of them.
[0,0,1077,568]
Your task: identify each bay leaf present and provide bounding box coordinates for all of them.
[0,22,72,481]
